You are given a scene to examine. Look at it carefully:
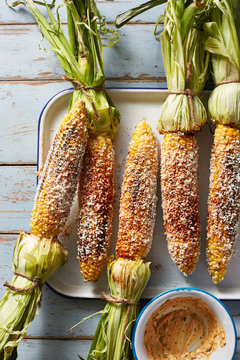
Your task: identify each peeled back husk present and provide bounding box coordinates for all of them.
[71,89,120,139]
[87,258,150,360]
[208,83,240,126]
[157,93,207,133]
[0,232,68,360]
[203,0,240,125]
[108,258,150,302]
[157,1,209,133]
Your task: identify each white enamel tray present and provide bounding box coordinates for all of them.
[38,88,240,299]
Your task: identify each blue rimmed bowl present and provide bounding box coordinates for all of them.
[132,287,237,360]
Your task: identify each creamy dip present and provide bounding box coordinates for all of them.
[144,296,226,360]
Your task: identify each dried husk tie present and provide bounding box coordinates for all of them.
[101,292,139,342]
[167,63,200,130]
[157,61,207,133]
[157,0,209,134]
[4,272,42,298]
[216,80,240,86]
[86,259,150,360]
[62,75,105,121]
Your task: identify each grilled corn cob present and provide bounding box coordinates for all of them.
[161,132,201,275]
[31,100,88,238]
[78,136,115,281]
[207,124,240,284]
[116,121,158,260]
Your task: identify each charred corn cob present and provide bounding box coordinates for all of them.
[116,121,158,260]
[78,136,115,281]
[155,0,209,277]
[207,124,240,284]
[31,100,88,238]
[161,133,201,275]
[203,0,240,283]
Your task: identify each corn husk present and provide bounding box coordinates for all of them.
[86,259,150,360]
[0,233,68,360]
[157,0,209,133]
[204,0,240,125]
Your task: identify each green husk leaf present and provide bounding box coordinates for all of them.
[71,310,106,330]
[0,233,68,360]
[208,83,240,125]
[115,0,166,28]
[203,0,240,125]
[157,0,209,133]
[154,14,164,39]
[86,259,150,360]
[8,0,120,138]
[158,93,207,132]
[7,0,56,7]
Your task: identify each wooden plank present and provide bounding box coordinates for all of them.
[10,338,240,360]
[0,166,36,232]
[0,81,167,164]
[0,24,164,81]
[0,81,66,164]
[17,338,91,360]
[224,301,240,316]
[1,0,166,24]
[235,351,240,360]
[13,338,240,360]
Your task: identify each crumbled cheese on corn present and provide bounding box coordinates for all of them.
[78,136,115,282]
[161,132,200,276]
[207,124,240,284]
[116,121,158,260]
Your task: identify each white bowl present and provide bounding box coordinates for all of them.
[132,287,237,360]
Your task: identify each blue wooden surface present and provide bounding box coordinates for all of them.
[0,0,166,24]
[0,24,164,80]
[0,1,240,359]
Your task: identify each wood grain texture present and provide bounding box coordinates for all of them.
[13,339,240,360]
[17,338,92,360]
[0,82,66,164]
[0,24,164,81]
[9,338,240,360]
[1,0,166,24]
[0,166,36,232]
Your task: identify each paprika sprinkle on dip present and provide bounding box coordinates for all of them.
[144,296,226,360]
